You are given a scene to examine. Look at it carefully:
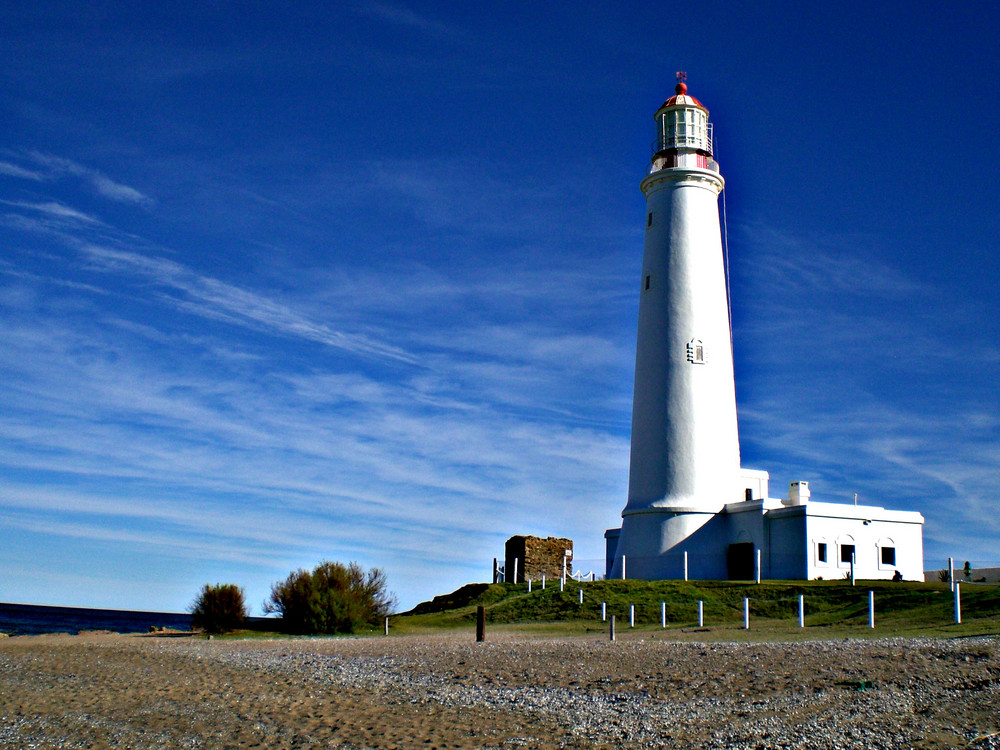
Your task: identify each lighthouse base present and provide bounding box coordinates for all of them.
[603,482,925,582]
[607,509,730,580]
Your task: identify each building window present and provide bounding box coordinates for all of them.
[881,546,896,566]
[647,212,653,228]
[644,275,652,292]
[817,543,827,563]
[840,544,856,564]
[686,339,705,364]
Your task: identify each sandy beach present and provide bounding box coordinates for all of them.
[1,630,998,749]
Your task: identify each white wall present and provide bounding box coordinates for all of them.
[801,504,924,581]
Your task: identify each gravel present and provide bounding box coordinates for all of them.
[3,632,999,748]
[148,634,1000,748]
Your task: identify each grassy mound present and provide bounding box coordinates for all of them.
[392,579,1000,639]
[401,583,506,615]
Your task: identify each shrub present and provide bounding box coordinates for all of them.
[264,561,395,634]
[190,583,248,634]
[938,569,951,583]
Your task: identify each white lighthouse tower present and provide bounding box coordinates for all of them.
[609,76,741,579]
[604,77,924,583]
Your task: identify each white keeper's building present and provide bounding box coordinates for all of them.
[604,79,924,582]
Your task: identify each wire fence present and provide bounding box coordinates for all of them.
[496,557,1000,586]
[488,555,1000,631]
[490,577,988,631]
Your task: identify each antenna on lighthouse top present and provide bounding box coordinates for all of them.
[675,70,687,94]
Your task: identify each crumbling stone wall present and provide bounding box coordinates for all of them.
[504,535,573,583]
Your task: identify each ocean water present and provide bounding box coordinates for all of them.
[0,602,192,636]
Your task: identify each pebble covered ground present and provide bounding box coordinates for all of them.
[1,631,999,748]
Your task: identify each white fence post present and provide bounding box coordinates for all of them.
[559,577,564,592]
[609,615,616,641]
[851,552,856,587]
[578,588,584,604]
[601,601,607,621]
[798,594,805,628]
[868,590,875,629]
[621,555,626,580]
[541,574,546,590]
[755,549,761,584]
[629,604,635,628]
[660,601,666,628]
[513,557,519,584]
[954,582,962,624]
[948,557,955,592]
[527,578,532,593]
[698,600,704,628]
[743,597,750,630]
[683,550,689,581]
[591,572,596,582]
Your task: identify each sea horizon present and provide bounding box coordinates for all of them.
[0,601,194,637]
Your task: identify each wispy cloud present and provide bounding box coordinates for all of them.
[78,243,417,364]
[357,2,462,39]
[0,296,629,607]
[737,221,927,299]
[3,3,995,616]
[729,218,1000,568]
[741,392,1000,562]
[0,199,102,225]
[24,151,152,205]
[0,161,46,180]
[365,157,560,237]
[0,265,110,297]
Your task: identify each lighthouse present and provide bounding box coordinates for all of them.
[603,77,924,583]
[609,76,741,579]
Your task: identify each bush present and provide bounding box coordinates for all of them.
[190,583,248,634]
[264,561,395,634]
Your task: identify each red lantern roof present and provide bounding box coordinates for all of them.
[660,81,705,109]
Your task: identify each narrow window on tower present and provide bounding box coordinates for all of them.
[647,212,653,228]
[686,339,705,364]
[643,274,652,292]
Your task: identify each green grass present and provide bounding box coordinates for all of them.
[387,579,1000,641]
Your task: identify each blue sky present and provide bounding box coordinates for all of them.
[2,2,998,613]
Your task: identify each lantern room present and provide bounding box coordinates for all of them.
[650,77,717,173]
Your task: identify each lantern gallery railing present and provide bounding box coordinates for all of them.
[651,121,713,155]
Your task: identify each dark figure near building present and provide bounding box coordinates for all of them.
[892,569,903,582]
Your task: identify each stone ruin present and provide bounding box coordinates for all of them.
[503,535,573,583]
